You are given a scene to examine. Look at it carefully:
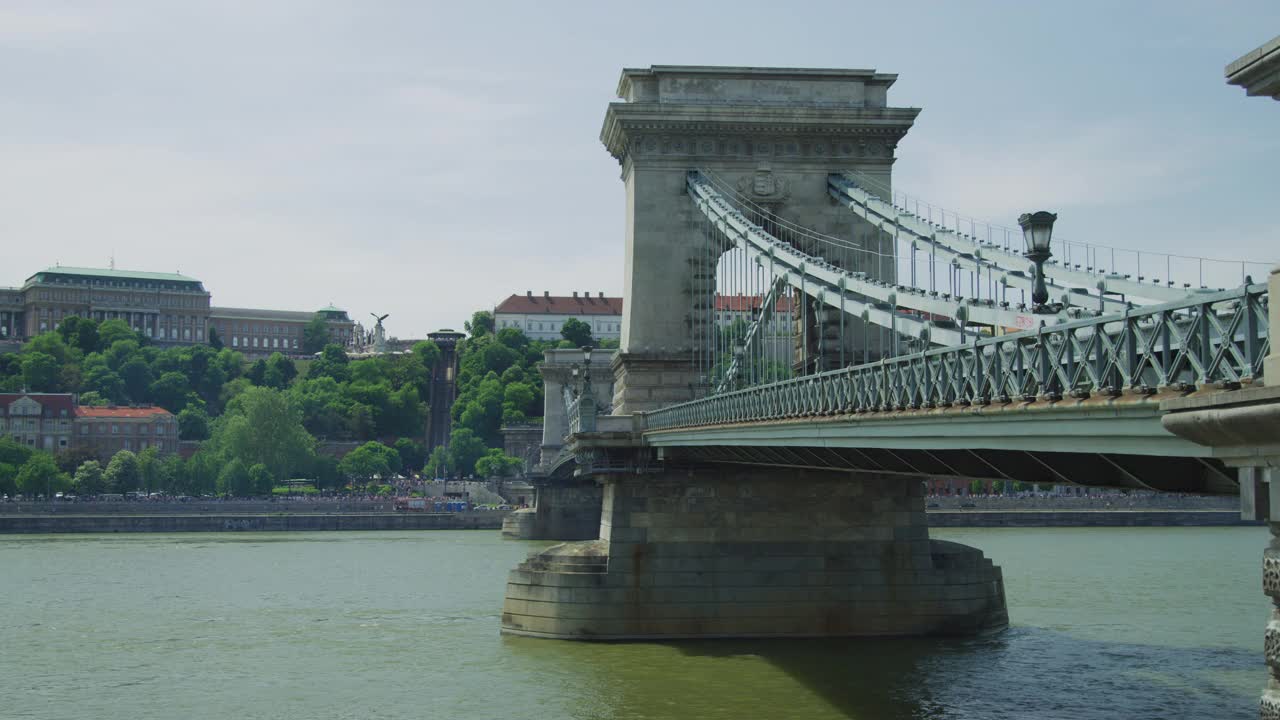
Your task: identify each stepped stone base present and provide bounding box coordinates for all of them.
[501,508,536,539]
[501,468,1006,640]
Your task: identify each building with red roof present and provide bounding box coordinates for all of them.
[494,291,623,343]
[74,405,178,459]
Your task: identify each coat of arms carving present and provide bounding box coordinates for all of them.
[736,163,791,202]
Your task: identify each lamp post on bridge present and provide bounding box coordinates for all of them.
[1018,210,1060,314]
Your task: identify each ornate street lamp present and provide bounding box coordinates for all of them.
[581,345,593,384]
[1018,210,1058,312]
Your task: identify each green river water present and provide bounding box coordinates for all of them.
[0,527,1267,719]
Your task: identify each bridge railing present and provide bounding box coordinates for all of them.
[644,282,1269,431]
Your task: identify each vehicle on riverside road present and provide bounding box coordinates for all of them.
[394,497,428,512]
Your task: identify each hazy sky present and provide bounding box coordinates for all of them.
[2,2,1276,337]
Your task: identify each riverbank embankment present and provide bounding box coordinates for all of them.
[0,506,1253,533]
[0,511,507,533]
[928,509,1253,527]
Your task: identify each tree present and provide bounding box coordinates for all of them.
[310,454,341,491]
[346,402,375,440]
[393,438,426,475]
[16,453,70,497]
[104,450,141,494]
[24,332,75,365]
[211,386,315,485]
[55,447,99,475]
[445,428,487,479]
[480,343,518,376]
[119,358,154,402]
[21,352,61,391]
[337,441,401,484]
[77,391,110,407]
[307,344,350,383]
[263,353,297,389]
[208,326,224,350]
[184,449,221,497]
[137,446,163,495]
[96,319,136,350]
[0,462,17,496]
[475,448,523,478]
[287,376,350,438]
[560,318,594,348]
[457,376,504,447]
[0,441,24,492]
[496,327,529,352]
[178,407,211,440]
[82,354,126,403]
[104,339,140,371]
[302,316,331,355]
[248,463,274,495]
[410,340,441,371]
[503,382,536,418]
[246,358,268,386]
[0,438,34,469]
[383,384,424,437]
[73,460,107,495]
[217,458,251,497]
[57,316,100,355]
[150,371,192,413]
[423,446,447,479]
[465,310,494,338]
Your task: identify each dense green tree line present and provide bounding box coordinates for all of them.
[0,316,439,443]
[1,309,620,489]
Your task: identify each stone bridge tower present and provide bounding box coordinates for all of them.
[600,66,919,413]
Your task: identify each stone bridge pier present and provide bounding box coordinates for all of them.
[502,65,1004,641]
[501,463,1006,639]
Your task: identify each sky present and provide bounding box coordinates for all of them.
[1,1,1276,338]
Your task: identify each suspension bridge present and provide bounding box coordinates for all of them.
[500,66,1279,680]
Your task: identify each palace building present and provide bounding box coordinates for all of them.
[1,265,355,356]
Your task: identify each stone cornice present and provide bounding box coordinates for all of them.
[1226,35,1280,100]
[600,103,918,163]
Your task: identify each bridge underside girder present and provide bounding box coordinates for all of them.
[662,446,1235,495]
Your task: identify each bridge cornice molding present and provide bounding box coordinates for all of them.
[601,102,918,163]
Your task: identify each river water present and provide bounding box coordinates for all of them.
[0,527,1266,719]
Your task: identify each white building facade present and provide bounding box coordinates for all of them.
[494,292,622,343]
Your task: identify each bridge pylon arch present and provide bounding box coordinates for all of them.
[601,65,919,413]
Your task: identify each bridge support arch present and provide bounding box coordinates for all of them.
[601,66,918,413]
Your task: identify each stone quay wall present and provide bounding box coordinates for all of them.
[0,500,404,515]
[925,495,1238,511]
[927,510,1255,528]
[0,511,507,534]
